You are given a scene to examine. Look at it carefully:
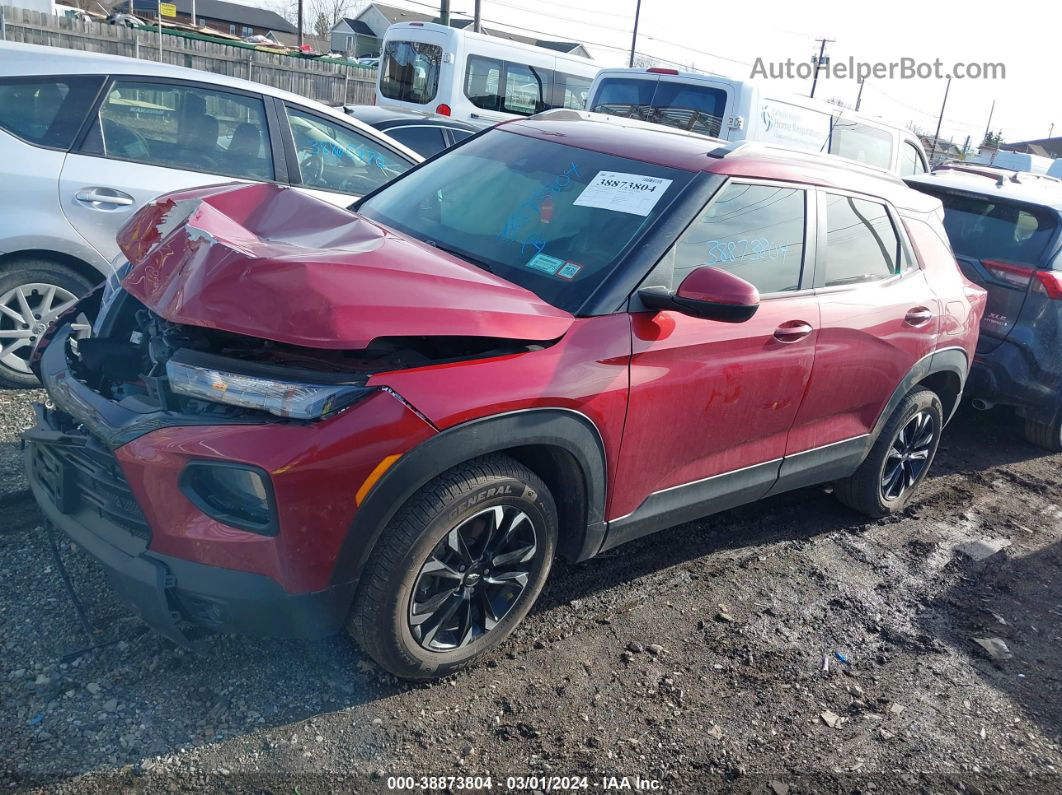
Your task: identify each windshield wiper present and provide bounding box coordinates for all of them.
[426,239,494,274]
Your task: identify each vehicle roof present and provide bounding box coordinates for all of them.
[0,41,422,161]
[505,111,937,212]
[343,105,477,129]
[906,169,1062,212]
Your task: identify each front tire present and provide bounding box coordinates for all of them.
[0,259,94,389]
[834,388,943,518]
[348,454,557,680]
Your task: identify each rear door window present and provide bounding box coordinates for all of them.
[668,182,808,294]
[380,41,442,105]
[81,80,274,180]
[0,75,103,149]
[822,193,901,285]
[927,191,1057,267]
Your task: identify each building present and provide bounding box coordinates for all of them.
[1001,137,1062,159]
[124,0,296,37]
[919,134,965,166]
[330,2,589,58]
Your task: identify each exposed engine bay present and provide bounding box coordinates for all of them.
[68,291,548,420]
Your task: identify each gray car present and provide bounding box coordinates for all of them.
[0,41,421,388]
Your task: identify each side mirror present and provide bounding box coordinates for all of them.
[638,266,760,323]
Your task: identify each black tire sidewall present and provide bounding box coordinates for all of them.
[875,390,943,513]
[378,472,556,678]
[0,261,94,389]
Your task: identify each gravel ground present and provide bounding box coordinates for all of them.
[1,388,1061,794]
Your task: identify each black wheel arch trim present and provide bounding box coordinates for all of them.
[867,346,968,452]
[330,408,609,587]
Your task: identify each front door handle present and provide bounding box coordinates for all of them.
[904,306,934,327]
[74,188,135,208]
[773,320,814,343]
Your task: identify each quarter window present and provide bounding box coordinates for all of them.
[285,105,411,196]
[823,194,901,286]
[0,75,103,149]
[82,80,274,180]
[668,182,807,294]
[386,125,448,157]
[555,73,592,109]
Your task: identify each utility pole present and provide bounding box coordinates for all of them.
[439,0,450,26]
[809,38,834,98]
[628,0,642,68]
[473,0,481,32]
[854,78,864,111]
[983,99,995,145]
[962,134,970,158]
[1050,122,1055,138]
[297,0,303,47]
[929,76,951,164]
[190,0,195,28]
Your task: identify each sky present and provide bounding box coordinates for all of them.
[288,0,1060,146]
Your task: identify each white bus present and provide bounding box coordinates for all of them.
[376,22,599,127]
[585,67,929,177]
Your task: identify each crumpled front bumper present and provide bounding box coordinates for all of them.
[22,326,365,643]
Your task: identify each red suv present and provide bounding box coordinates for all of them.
[25,111,985,679]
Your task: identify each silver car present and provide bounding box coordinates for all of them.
[0,41,421,387]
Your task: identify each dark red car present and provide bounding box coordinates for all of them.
[25,111,985,679]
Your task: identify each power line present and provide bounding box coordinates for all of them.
[392,0,752,69]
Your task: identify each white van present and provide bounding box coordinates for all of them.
[376,22,599,127]
[585,67,929,177]
[968,148,1054,175]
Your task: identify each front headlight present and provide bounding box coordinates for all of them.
[165,359,371,419]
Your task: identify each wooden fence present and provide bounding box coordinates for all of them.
[0,6,377,106]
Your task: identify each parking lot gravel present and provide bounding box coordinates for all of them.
[2,388,1061,793]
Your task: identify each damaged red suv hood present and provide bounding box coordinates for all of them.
[116,182,574,349]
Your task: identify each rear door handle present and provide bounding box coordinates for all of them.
[773,320,814,343]
[904,306,934,327]
[74,188,135,208]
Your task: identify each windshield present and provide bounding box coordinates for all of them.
[923,189,1058,267]
[589,77,727,138]
[357,130,694,313]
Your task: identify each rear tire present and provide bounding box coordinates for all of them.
[348,454,557,680]
[834,388,943,518]
[1024,411,1062,453]
[0,259,94,389]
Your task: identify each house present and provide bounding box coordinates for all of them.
[918,134,964,165]
[1001,137,1062,159]
[330,2,589,59]
[124,0,296,37]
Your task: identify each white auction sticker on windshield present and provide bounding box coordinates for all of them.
[572,171,673,216]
